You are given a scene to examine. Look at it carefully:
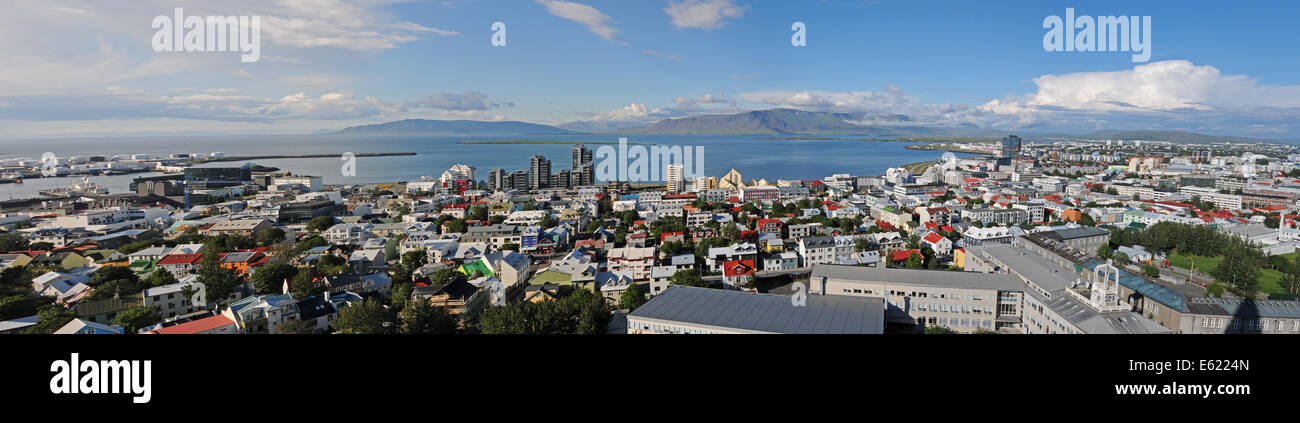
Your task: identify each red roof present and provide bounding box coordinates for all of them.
[148,315,235,334]
[660,232,684,241]
[940,225,954,233]
[922,232,946,244]
[722,259,755,277]
[157,253,203,265]
[891,249,921,261]
[924,222,939,230]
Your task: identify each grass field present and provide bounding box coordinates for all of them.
[1168,253,1287,294]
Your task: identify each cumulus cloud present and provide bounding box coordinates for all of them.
[406,91,514,111]
[536,0,626,45]
[671,94,734,108]
[977,60,1300,131]
[664,0,748,30]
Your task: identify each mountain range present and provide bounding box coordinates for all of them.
[332,110,1284,144]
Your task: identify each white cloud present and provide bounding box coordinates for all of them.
[406,91,514,111]
[391,21,461,37]
[977,60,1300,130]
[672,94,733,108]
[641,49,684,62]
[536,0,626,45]
[664,0,748,30]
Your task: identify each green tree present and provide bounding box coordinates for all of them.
[1111,251,1130,266]
[187,249,243,306]
[307,216,336,232]
[398,300,458,334]
[25,306,77,334]
[0,294,45,320]
[1212,243,1261,298]
[275,318,316,334]
[290,271,325,299]
[252,261,298,295]
[0,234,29,252]
[1096,244,1113,260]
[924,326,954,334]
[0,266,34,297]
[906,252,924,269]
[332,298,397,334]
[256,227,287,246]
[619,283,648,311]
[1141,263,1161,278]
[669,269,709,288]
[91,266,139,287]
[294,236,329,253]
[113,306,161,334]
[143,269,179,288]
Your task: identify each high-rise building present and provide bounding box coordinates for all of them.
[489,168,507,191]
[511,170,529,191]
[572,144,595,186]
[529,155,551,190]
[553,169,572,189]
[665,164,684,193]
[998,135,1022,169]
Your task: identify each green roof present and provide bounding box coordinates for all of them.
[459,260,494,277]
[529,269,574,285]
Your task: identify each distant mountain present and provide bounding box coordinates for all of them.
[619,109,864,135]
[332,119,572,136]
[612,108,1007,138]
[1069,130,1275,144]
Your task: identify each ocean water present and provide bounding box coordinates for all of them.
[0,134,965,200]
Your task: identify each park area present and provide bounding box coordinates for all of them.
[1166,252,1295,296]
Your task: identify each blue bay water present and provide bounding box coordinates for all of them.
[0,134,961,200]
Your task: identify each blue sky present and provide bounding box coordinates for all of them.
[1,0,1299,138]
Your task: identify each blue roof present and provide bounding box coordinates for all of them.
[1082,259,1188,312]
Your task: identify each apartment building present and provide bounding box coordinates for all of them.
[809,264,1023,333]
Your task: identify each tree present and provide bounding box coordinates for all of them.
[294,236,329,253]
[1212,242,1261,298]
[252,261,298,295]
[669,269,709,288]
[275,318,316,334]
[1096,244,1113,260]
[478,288,609,334]
[113,306,161,334]
[0,265,34,297]
[1141,263,1160,278]
[188,249,243,306]
[1111,251,1130,266]
[1206,281,1226,298]
[499,243,520,252]
[144,269,179,288]
[332,298,396,334]
[25,306,77,334]
[905,234,921,250]
[398,300,458,334]
[91,266,139,287]
[619,283,648,311]
[307,216,336,232]
[290,271,325,299]
[0,294,45,320]
[906,252,924,269]
[256,227,287,247]
[924,326,954,334]
[0,234,29,252]
[854,237,875,252]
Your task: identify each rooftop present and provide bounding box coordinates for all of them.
[628,285,886,334]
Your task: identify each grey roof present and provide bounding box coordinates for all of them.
[1028,288,1171,334]
[1185,296,1300,319]
[1047,226,1109,240]
[810,264,1023,291]
[628,285,885,334]
[967,244,1077,291]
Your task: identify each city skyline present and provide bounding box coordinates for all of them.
[2,0,1300,139]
